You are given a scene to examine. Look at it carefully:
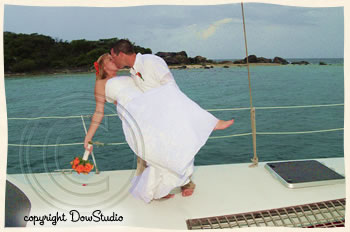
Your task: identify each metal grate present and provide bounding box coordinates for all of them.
[186,198,345,229]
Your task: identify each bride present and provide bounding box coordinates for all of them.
[84,53,234,203]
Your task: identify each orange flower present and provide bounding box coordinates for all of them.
[70,156,94,174]
[73,157,80,166]
[85,162,92,169]
[75,164,85,174]
[70,157,81,169]
[83,165,91,173]
[84,163,94,174]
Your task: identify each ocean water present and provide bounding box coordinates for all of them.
[5,59,344,174]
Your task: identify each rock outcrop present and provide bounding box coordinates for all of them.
[155,51,214,65]
[291,61,309,65]
[272,57,289,65]
[234,55,287,64]
[155,52,300,66]
[155,51,189,65]
[194,56,207,64]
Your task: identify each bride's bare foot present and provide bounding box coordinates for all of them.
[214,119,234,131]
[161,194,175,199]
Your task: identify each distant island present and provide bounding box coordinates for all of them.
[4,32,327,77]
[4,32,151,76]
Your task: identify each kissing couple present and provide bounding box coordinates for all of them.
[84,39,234,203]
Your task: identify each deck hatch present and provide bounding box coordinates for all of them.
[265,160,345,188]
[186,198,345,229]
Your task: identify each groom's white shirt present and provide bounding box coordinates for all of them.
[130,53,178,92]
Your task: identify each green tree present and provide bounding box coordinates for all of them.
[4,32,153,73]
[12,59,36,72]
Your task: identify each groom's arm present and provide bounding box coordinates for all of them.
[160,72,177,86]
[145,56,179,88]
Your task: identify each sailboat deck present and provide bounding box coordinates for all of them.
[6,157,345,229]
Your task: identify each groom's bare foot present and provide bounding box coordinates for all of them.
[182,188,194,197]
[214,119,234,131]
[181,181,196,197]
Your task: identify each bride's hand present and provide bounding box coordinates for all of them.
[84,138,93,153]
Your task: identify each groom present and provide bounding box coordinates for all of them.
[110,39,195,197]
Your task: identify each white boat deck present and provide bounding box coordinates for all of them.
[6,157,345,229]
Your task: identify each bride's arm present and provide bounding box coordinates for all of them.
[84,80,106,151]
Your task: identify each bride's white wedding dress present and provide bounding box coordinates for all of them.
[105,76,218,203]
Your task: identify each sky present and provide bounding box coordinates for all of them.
[3,3,344,59]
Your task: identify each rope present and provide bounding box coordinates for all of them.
[8,142,84,147]
[8,128,343,147]
[81,115,99,174]
[241,2,258,167]
[241,2,253,109]
[255,103,344,110]
[7,103,344,120]
[256,128,343,135]
[8,115,89,120]
[209,132,252,139]
[207,107,251,111]
[8,113,117,120]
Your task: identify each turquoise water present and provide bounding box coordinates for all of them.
[5,59,344,174]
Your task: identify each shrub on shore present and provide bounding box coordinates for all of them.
[4,32,152,74]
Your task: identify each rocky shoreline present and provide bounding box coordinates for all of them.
[5,52,330,77]
[156,52,291,66]
[156,52,331,70]
[156,52,319,67]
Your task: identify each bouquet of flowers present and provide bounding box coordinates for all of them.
[70,143,94,174]
[70,157,94,174]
